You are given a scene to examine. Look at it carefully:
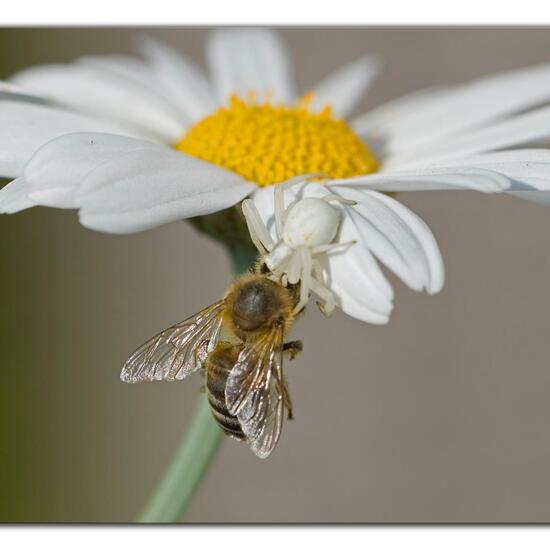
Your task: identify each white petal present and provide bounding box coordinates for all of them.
[325,213,394,323]
[0,80,49,104]
[424,148,550,168]
[332,167,511,193]
[357,190,445,294]
[24,132,163,208]
[352,85,450,134]
[0,177,35,214]
[0,101,130,178]
[331,186,430,292]
[394,149,550,205]
[207,28,296,104]
[406,149,550,190]
[333,214,395,304]
[386,104,550,168]
[356,63,550,155]
[78,149,256,233]
[0,80,29,94]
[330,283,390,323]
[329,272,392,324]
[311,56,381,117]
[338,149,550,208]
[331,185,445,294]
[77,53,184,114]
[79,51,209,123]
[11,64,185,142]
[77,54,154,88]
[139,36,217,122]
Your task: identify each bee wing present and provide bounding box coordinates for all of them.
[121,301,225,383]
[241,375,285,459]
[225,325,287,459]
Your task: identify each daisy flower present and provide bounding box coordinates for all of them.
[2,29,550,324]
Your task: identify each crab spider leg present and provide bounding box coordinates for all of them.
[292,247,312,315]
[311,258,325,280]
[293,293,309,316]
[274,184,285,238]
[267,255,292,286]
[281,173,327,191]
[286,249,302,285]
[270,254,291,273]
[242,210,268,254]
[309,258,336,314]
[242,199,275,254]
[309,276,336,317]
[320,192,357,206]
[312,240,356,255]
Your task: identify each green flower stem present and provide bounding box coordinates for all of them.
[137,232,255,523]
[137,397,222,523]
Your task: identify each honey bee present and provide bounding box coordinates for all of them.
[121,264,303,459]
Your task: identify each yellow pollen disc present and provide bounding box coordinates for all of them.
[175,94,380,187]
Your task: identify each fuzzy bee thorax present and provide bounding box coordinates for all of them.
[223,273,295,342]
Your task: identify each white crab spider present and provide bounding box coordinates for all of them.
[241,178,356,316]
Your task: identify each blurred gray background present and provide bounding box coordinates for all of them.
[2,27,550,523]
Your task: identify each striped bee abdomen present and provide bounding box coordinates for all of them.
[205,342,245,440]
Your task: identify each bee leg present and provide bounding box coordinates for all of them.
[199,384,206,394]
[283,340,303,360]
[283,378,294,421]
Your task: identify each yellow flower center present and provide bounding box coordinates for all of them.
[175,94,379,187]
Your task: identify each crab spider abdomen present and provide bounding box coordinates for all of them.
[282,198,341,249]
